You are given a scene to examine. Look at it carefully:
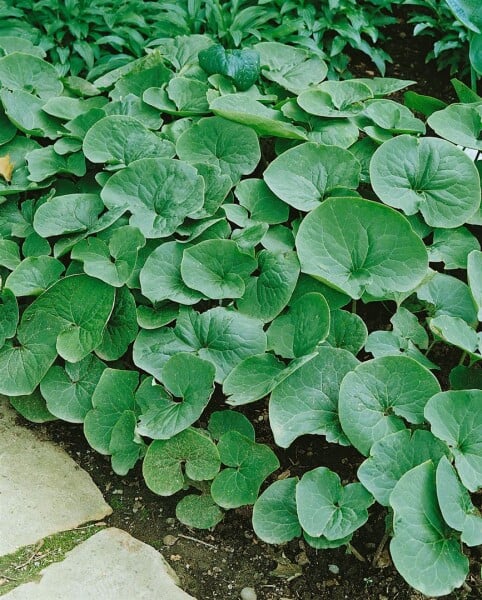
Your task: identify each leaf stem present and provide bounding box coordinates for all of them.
[458,351,468,366]
[351,299,357,314]
[347,542,365,562]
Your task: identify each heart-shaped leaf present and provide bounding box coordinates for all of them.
[207,410,255,441]
[176,494,224,529]
[94,286,138,361]
[198,44,260,91]
[325,310,367,356]
[109,410,143,476]
[252,478,301,544]
[0,52,63,98]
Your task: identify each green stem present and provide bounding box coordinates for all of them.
[351,299,357,314]
[424,340,436,357]
[458,351,468,366]
[471,65,477,93]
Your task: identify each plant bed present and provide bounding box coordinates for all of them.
[0,4,481,599]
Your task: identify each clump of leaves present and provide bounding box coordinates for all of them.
[0,35,481,598]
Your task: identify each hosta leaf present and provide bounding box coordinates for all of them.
[339,356,441,456]
[390,462,469,597]
[358,429,449,506]
[180,239,257,299]
[5,256,65,296]
[109,410,143,476]
[296,467,373,539]
[95,286,138,361]
[264,143,360,211]
[176,116,260,184]
[83,115,174,167]
[236,250,299,322]
[140,241,203,305]
[436,456,482,546]
[176,494,224,529]
[252,478,301,544]
[296,197,428,300]
[210,94,307,139]
[269,347,359,448]
[101,158,204,238]
[468,250,482,320]
[142,428,220,496]
[137,353,215,439]
[325,310,367,356]
[83,368,138,454]
[425,390,482,492]
[0,52,63,98]
[427,104,482,150]
[40,354,106,423]
[33,193,104,237]
[211,431,279,509]
[72,226,145,287]
[207,410,255,441]
[370,135,481,228]
[223,353,315,406]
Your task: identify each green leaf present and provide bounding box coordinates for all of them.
[181,239,257,299]
[370,135,481,228]
[5,256,65,296]
[101,158,204,238]
[22,233,50,258]
[358,429,449,506]
[211,431,279,509]
[417,272,478,325]
[391,306,429,349]
[105,93,163,130]
[40,354,106,423]
[468,250,482,321]
[297,81,373,118]
[403,90,447,118]
[252,478,301,544]
[359,99,425,135]
[210,94,308,140]
[33,194,104,237]
[296,467,373,539]
[449,365,482,390]
[425,390,482,492]
[325,310,367,356]
[110,62,172,101]
[0,136,42,195]
[83,368,138,454]
[26,147,86,182]
[291,292,330,358]
[445,0,482,32]
[427,104,482,150]
[142,428,220,495]
[95,286,138,361]
[176,494,224,529]
[109,410,143,476]
[428,227,480,270]
[198,44,260,91]
[207,410,255,441]
[0,52,63,98]
[136,303,178,330]
[140,241,203,305]
[176,116,260,184]
[339,356,441,456]
[0,240,20,270]
[296,197,428,300]
[137,353,215,439]
[303,532,352,550]
[83,115,174,167]
[429,315,480,360]
[0,89,62,139]
[436,456,482,547]
[0,288,18,346]
[235,179,289,224]
[270,347,359,448]
[143,79,210,117]
[236,250,299,322]
[390,462,469,597]
[10,389,57,423]
[264,143,360,211]
[223,353,315,407]
[72,226,145,287]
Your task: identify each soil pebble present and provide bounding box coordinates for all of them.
[240,587,257,600]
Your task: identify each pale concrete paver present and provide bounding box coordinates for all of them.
[2,528,195,600]
[0,397,112,555]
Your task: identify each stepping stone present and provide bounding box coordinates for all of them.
[2,528,195,599]
[0,397,112,556]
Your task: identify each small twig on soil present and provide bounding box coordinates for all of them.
[462,582,472,593]
[14,541,44,570]
[372,530,390,567]
[0,574,18,581]
[178,534,217,549]
[346,543,365,562]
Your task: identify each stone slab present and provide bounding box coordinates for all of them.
[0,398,112,556]
[2,528,195,599]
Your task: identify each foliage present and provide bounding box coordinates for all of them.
[0,33,481,598]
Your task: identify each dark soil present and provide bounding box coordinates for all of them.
[9,8,482,600]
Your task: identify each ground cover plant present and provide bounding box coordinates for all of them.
[0,27,481,599]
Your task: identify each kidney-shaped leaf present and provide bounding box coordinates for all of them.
[296,467,374,539]
[211,431,279,509]
[270,347,359,448]
[427,104,482,150]
[142,428,221,496]
[176,494,224,529]
[390,462,469,597]
[101,158,204,238]
[370,135,481,228]
[425,390,482,492]
[296,197,428,300]
[358,429,449,506]
[264,143,360,211]
[137,353,215,439]
[33,194,104,237]
[0,52,63,98]
[339,356,441,456]
[252,478,301,544]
